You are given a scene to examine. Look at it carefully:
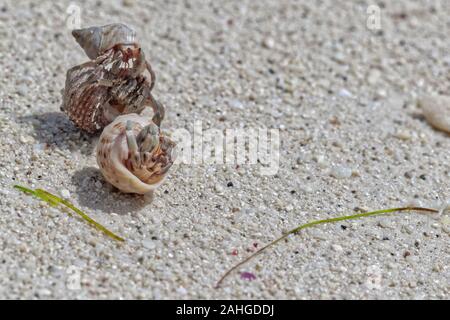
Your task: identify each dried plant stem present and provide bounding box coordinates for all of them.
[215,206,438,288]
[14,185,125,242]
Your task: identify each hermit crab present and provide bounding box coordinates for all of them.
[61,23,164,133]
[61,23,176,194]
[97,114,176,194]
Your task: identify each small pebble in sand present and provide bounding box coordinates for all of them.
[122,0,135,6]
[214,183,224,193]
[240,272,256,281]
[439,200,450,215]
[330,165,352,179]
[394,130,412,141]
[19,135,34,144]
[60,189,70,199]
[228,99,244,109]
[262,37,275,49]
[142,239,156,250]
[367,69,381,85]
[418,94,450,134]
[405,198,424,208]
[176,287,187,295]
[338,88,352,98]
[314,154,328,168]
[16,84,28,96]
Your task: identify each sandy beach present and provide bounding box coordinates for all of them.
[0,0,449,299]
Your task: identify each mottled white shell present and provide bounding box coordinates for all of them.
[72,23,137,59]
[97,114,175,194]
[418,94,450,134]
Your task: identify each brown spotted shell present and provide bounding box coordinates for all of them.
[97,114,176,194]
[61,48,152,133]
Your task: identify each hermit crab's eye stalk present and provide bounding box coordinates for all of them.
[97,114,176,194]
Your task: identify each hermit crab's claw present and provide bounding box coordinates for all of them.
[148,95,165,127]
[159,136,177,173]
[126,120,141,169]
[146,60,156,91]
[136,122,159,153]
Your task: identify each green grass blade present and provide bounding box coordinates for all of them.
[14,185,125,242]
[35,189,63,206]
[215,206,438,288]
[13,185,35,195]
[14,185,60,206]
[61,197,125,242]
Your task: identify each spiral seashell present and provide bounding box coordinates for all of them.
[97,114,176,194]
[62,47,163,133]
[72,23,137,60]
[62,23,162,133]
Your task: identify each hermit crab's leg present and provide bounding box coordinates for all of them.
[148,94,165,127]
[126,121,141,169]
[160,136,175,157]
[136,122,159,153]
[145,60,156,91]
[131,48,147,78]
[126,121,161,169]
[163,137,176,163]
[138,123,161,169]
[157,136,176,174]
[159,162,174,175]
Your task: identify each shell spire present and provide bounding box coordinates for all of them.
[72,23,137,59]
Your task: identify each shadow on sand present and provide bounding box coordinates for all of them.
[17,112,96,156]
[18,112,152,214]
[71,167,151,215]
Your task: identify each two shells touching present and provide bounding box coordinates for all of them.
[62,24,176,194]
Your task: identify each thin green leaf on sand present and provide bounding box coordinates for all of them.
[215,206,438,288]
[14,185,125,242]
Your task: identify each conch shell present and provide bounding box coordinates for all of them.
[97,114,176,194]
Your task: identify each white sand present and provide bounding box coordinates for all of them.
[0,0,449,299]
